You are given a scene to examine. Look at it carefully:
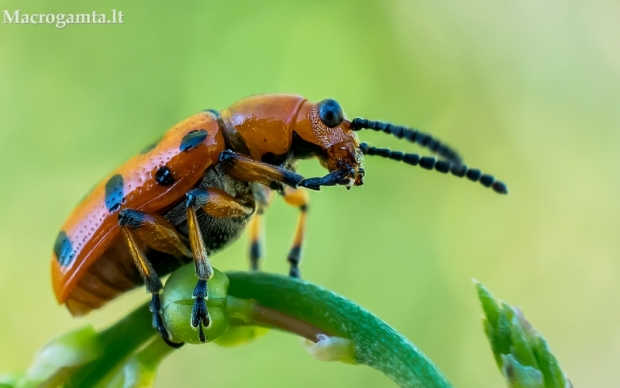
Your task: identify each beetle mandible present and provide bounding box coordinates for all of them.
[51,94,507,346]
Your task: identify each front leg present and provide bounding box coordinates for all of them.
[219,150,303,189]
[298,169,352,191]
[219,150,352,191]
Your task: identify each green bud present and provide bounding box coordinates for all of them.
[0,372,21,388]
[301,334,356,364]
[99,339,173,388]
[501,354,545,388]
[18,326,101,388]
[475,279,500,327]
[161,264,230,344]
[509,312,538,369]
[475,282,572,388]
[100,357,156,388]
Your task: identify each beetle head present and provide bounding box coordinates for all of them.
[293,96,508,195]
[293,98,365,187]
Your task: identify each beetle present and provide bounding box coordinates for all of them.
[51,94,507,346]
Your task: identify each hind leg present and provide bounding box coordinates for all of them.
[281,188,309,278]
[247,184,274,271]
[248,215,263,271]
[118,213,188,348]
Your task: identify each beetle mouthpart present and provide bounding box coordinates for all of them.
[354,167,365,186]
[339,166,363,189]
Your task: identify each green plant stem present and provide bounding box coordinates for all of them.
[250,302,329,340]
[67,271,451,388]
[137,337,176,370]
[226,271,452,388]
[69,303,155,387]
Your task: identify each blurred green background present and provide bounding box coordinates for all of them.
[1,0,619,386]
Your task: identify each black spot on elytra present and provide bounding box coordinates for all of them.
[53,231,74,266]
[155,166,175,186]
[105,174,124,212]
[180,129,207,152]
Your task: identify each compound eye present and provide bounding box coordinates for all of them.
[317,99,344,128]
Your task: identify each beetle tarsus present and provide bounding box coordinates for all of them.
[191,298,210,343]
[150,294,184,348]
[298,169,350,191]
[191,296,210,327]
[191,279,210,343]
[289,265,300,278]
[218,149,236,164]
[287,245,302,278]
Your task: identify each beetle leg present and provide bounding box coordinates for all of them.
[119,225,184,348]
[248,215,263,271]
[184,187,253,342]
[118,209,192,260]
[298,169,351,191]
[219,150,354,192]
[281,188,309,278]
[248,183,274,271]
[184,193,212,343]
[186,187,251,218]
[219,149,304,189]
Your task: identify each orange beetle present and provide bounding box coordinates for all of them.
[52,94,507,346]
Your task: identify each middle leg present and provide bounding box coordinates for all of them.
[281,187,309,278]
[185,187,254,342]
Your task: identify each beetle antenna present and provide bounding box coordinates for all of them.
[351,118,462,165]
[360,142,507,194]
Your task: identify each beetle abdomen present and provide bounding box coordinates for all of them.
[62,164,257,316]
[53,111,226,308]
[65,239,192,316]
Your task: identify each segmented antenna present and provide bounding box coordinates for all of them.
[351,118,462,165]
[360,142,507,194]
